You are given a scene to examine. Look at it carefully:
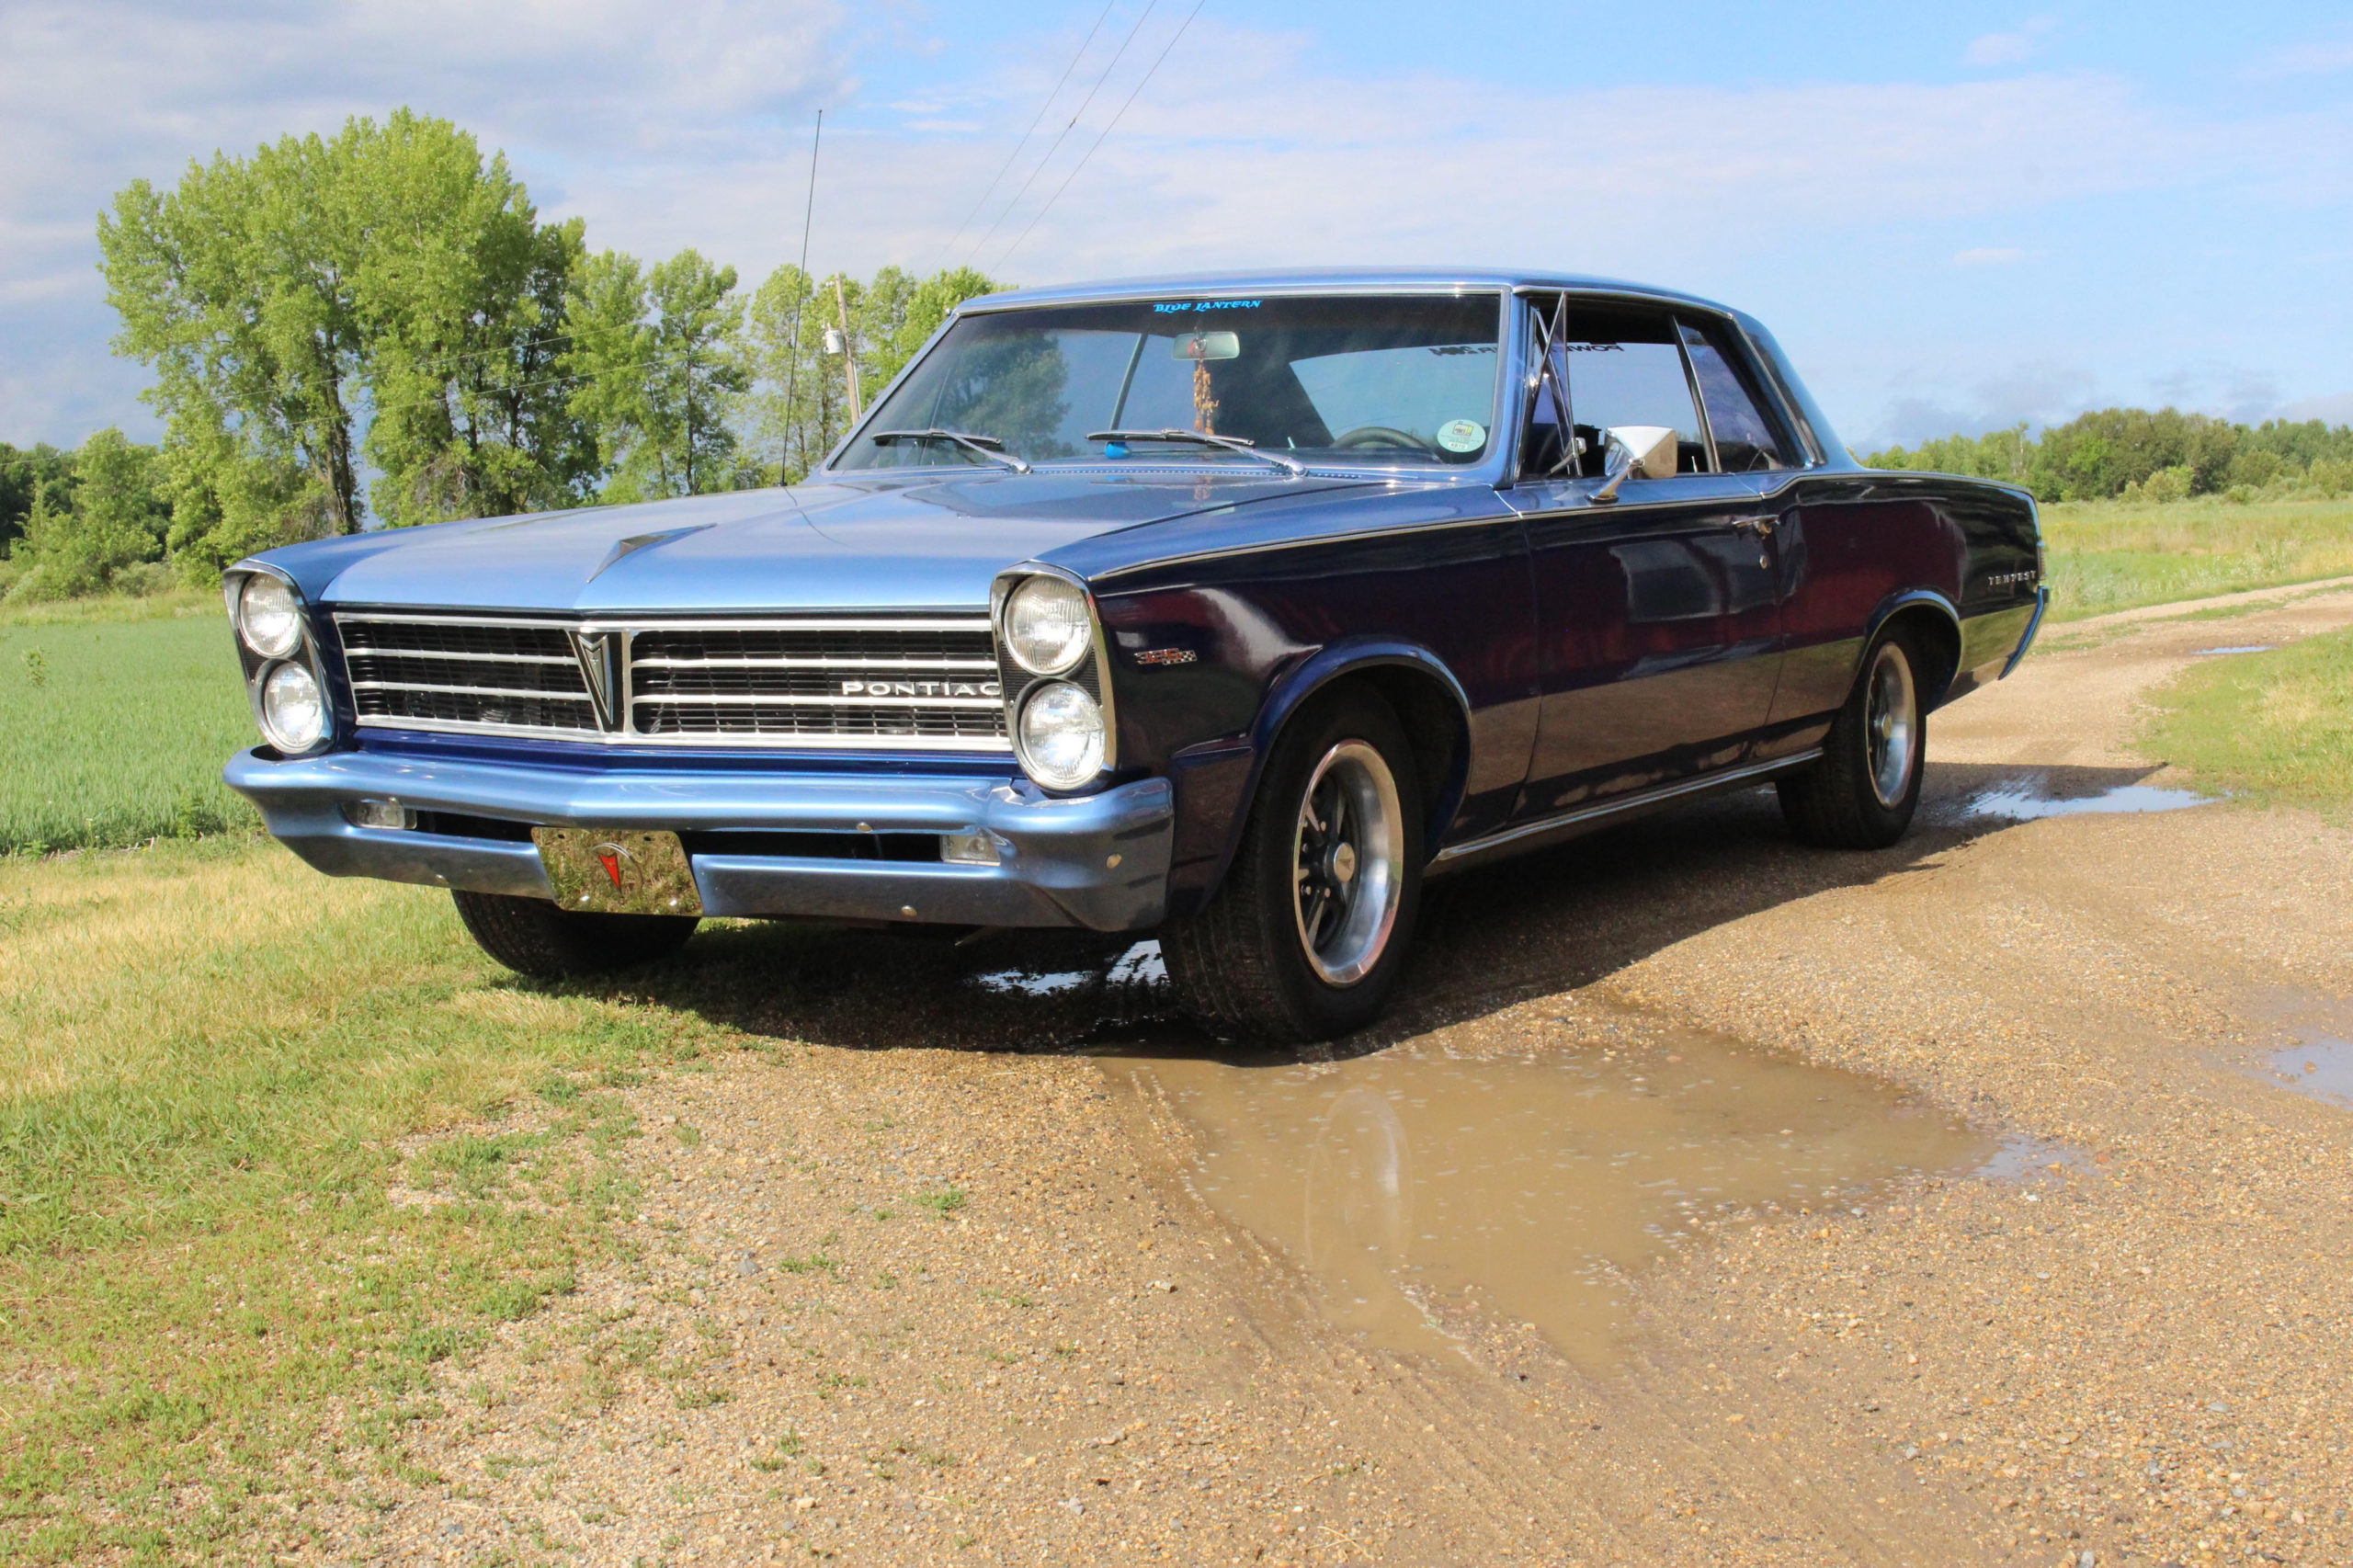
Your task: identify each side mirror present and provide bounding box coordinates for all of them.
[1593,425,1679,503]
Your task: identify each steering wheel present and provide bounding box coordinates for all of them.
[1332,426,1435,454]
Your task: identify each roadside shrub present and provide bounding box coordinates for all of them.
[2126,464,2195,504]
[2310,458,2353,498]
[2226,449,2287,491]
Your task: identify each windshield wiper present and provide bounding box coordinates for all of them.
[1086,428,1306,478]
[867,428,1031,474]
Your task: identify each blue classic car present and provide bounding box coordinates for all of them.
[222,269,2046,1041]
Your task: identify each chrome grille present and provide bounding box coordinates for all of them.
[340,617,597,733]
[335,614,1007,750]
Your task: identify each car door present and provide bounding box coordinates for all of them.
[1502,298,1785,821]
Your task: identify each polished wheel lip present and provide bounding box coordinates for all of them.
[1291,739,1405,987]
[1865,640,1918,809]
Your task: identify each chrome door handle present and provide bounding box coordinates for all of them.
[1729,516,1777,536]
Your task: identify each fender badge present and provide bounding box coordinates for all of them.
[1134,647,1198,667]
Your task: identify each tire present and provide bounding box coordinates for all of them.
[451,890,699,980]
[1777,626,1927,850]
[1163,687,1425,1043]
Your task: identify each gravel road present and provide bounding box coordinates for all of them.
[326,578,2353,1567]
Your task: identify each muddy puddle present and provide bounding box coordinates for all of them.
[1098,1006,1994,1368]
[2261,1035,2353,1106]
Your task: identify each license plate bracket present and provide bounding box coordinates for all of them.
[532,827,705,916]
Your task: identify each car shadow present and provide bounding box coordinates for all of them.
[596,760,2168,1064]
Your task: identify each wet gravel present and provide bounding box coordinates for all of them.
[304,579,2353,1567]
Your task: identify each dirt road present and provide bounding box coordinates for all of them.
[330,580,2353,1567]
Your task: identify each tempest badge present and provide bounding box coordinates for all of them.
[839,679,1003,699]
[1134,647,1198,667]
[1984,570,2040,587]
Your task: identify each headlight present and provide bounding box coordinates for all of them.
[260,662,326,752]
[1016,681,1104,789]
[1003,575,1092,676]
[236,574,303,658]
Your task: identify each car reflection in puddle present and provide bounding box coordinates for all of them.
[1962,781,2211,821]
[1098,1010,1993,1369]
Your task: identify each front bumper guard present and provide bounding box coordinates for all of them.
[223,748,1173,932]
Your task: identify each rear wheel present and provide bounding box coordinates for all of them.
[1163,688,1424,1043]
[1777,628,1926,849]
[452,890,699,979]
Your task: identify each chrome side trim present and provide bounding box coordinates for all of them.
[1431,749,1823,866]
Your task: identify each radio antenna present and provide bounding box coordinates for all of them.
[779,108,823,483]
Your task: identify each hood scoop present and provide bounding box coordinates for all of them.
[590,524,716,582]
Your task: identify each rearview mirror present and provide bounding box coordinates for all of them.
[1593,425,1678,503]
[1170,330,1240,361]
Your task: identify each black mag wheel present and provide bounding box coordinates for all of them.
[1778,627,1926,850]
[451,890,699,980]
[1163,688,1424,1044]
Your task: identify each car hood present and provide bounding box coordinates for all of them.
[298,470,1382,614]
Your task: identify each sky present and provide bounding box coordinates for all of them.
[3,0,2349,454]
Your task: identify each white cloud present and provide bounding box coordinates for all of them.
[2278,392,2353,425]
[3,6,2349,445]
[1963,17,2059,68]
[1952,247,2025,267]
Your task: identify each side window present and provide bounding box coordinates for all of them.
[1677,319,1794,472]
[1559,304,1710,476]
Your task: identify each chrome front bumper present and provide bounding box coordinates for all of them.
[223,745,1174,931]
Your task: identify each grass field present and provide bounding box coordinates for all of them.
[0,597,256,854]
[2041,495,2353,621]
[2144,625,2353,814]
[0,839,740,1562]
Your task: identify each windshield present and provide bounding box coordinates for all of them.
[833,292,1504,471]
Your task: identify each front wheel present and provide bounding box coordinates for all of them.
[452,890,699,979]
[1163,688,1424,1043]
[1777,628,1926,849]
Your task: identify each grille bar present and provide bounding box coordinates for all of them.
[335,612,1010,751]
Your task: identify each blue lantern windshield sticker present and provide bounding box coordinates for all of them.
[1437,419,1487,453]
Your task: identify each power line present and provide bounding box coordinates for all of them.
[966,0,1158,267]
[999,0,1205,269]
[933,0,1117,267]
[780,109,824,477]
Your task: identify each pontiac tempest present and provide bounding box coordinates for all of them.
[222,270,2046,1041]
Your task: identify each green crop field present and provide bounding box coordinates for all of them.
[0,597,257,854]
[2040,495,2353,621]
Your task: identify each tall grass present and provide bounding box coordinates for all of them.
[2041,495,2353,621]
[0,604,256,853]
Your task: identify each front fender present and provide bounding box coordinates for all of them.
[1166,639,1473,917]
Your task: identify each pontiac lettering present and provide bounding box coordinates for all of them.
[839,679,1002,699]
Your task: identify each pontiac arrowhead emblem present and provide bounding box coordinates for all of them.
[597,846,627,889]
[570,629,624,732]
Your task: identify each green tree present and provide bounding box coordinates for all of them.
[744,265,1002,483]
[565,248,747,501]
[350,112,595,525]
[100,129,368,564]
[0,442,78,555]
[4,429,170,601]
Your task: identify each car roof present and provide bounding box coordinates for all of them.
[961,267,1738,315]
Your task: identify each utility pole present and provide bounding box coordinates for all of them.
[834,276,863,421]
